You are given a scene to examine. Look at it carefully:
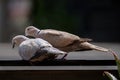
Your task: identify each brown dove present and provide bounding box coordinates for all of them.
[25,26,109,59]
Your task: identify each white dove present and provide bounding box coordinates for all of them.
[12,35,66,62]
[25,26,109,59]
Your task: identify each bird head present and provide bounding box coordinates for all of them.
[25,26,40,37]
[12,35,29,48]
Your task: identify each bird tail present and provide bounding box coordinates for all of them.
[48,47,67,55]
[80,42,109,52]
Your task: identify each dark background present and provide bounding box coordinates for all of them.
[0,0,120,42]
[32,0,120,42]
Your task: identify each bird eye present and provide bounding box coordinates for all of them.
[27,29,30,30]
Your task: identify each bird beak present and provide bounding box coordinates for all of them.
[12,42,15,48]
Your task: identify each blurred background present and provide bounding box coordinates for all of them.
[0,1,120,79]
[0,0,120,42]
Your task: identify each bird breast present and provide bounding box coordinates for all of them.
[19,40,40,60]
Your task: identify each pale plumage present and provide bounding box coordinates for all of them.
[12,35,66,62]
[25,26,109,53]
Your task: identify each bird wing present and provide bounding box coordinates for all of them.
[30,46,66,62]
[41,47,66,55]
[29,49,49,62]
[39,29,91,47]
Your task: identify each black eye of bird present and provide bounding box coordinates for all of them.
[27,29,30,30]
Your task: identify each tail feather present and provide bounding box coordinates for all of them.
[80,42,109,52]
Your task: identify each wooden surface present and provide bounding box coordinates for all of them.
[0,42,119,70]
[0,43,119,80]
[0,70,118,80]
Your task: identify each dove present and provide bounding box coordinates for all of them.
[12,35,66,62]
[25,26,109,59]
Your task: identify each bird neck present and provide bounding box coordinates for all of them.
[35,30,41,37]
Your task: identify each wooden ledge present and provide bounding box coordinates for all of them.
[0,60,116,66]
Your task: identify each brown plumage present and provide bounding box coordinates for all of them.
[25,26,109,53]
